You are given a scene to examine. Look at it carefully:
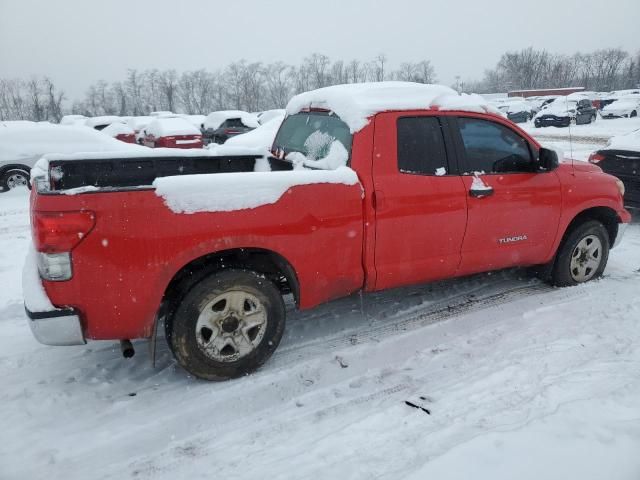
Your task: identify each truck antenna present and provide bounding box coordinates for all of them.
[567,100,575,175]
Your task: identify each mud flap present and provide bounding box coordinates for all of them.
[149,314,161,368]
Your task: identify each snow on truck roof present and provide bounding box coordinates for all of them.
[285,81,501,133]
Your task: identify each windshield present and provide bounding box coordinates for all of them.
[272,111,352,169]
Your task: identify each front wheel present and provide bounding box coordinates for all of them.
[550,220,610,287]
[168,269,286,381]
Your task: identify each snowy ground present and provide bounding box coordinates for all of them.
[2,127,640,479]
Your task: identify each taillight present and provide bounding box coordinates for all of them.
[224,129,240,135]
[588,152,605,164]
[33,211,96,253]
[116,133,136,144]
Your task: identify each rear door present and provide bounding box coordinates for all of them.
[372,112,468,290]
[451,115,562,274]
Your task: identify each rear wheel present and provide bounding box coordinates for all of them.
[550,220,609,287]
[0,168,30,192]
[168,269,285,381]
[631,110,638,118]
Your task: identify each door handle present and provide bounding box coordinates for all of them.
[469,187,494,198]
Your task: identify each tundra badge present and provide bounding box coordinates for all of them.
[499,235,528,244]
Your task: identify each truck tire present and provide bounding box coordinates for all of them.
[168,269,285,381]
[550,220,610,287]
[1,168,30,192]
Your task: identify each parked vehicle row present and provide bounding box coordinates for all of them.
[534,97,598,128]
[488,89,640,129]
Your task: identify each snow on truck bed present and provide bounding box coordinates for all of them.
[286,81,501,133]
[153,166,360,213]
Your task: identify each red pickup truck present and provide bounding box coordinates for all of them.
[24,83,630,380]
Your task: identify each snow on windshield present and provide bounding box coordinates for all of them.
[272,111,352,170]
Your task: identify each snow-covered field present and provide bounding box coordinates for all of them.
[2,127,640,479]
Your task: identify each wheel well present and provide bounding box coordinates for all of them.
[160,248,299,332]
[563,207,619,247]
[0,164,31,177]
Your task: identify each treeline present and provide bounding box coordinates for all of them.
[2,47,639,122]
[0,77,65,122]
[469,47,640,93]
[71,54,436,117]
[0,54,435,121]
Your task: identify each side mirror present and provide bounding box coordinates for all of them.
[538,147,559,171]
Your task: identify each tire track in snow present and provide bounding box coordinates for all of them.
[272,281,560,367]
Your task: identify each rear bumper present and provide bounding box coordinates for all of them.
[25,306,86,346]
[535,117,571,127]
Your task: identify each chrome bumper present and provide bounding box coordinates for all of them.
[25,306,86,346]
[613,223,628,249]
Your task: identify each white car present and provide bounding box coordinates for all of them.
[0,122,144,191]
[85,115,125,131]
[601,95,640,119]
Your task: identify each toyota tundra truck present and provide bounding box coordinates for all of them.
[24,82,630,380]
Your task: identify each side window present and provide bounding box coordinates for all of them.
[458,117,533,174]
[397,117,448,176]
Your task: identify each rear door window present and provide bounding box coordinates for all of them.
[397,116,449,176]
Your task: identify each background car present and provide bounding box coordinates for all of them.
[202,110,259,144]
[125,116,153,144]
[503,101,533,123]
[534,97,597,127]
[224,111,286,151]
[180,114,206,130]
[102,122,137,143]
[59,114,87,126]
[589,129,640,208]
[257,109,286,125]
[600,95,640,119]
[85,115,125,131]
[143,117,203,149]
[0,122,143,191]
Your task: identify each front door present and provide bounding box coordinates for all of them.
[451,116,562,275]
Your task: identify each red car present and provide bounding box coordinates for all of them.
[143,117,203,149]
[24,83,629,381]
[101,122,137,144]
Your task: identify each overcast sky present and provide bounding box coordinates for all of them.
[1,0,638,100]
